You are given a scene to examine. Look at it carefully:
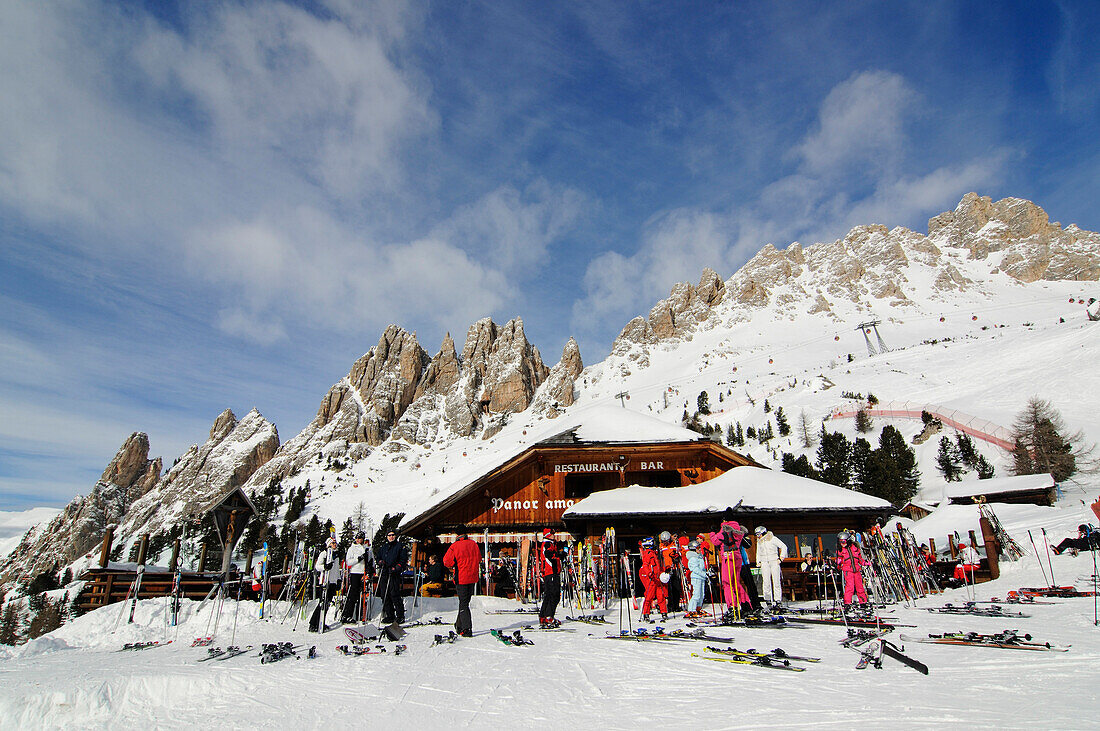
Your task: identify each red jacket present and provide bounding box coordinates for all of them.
[640,548,662,583]
[443,538,481,585]
[540,539,561,577]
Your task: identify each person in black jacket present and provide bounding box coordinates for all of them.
[376,530,409,624]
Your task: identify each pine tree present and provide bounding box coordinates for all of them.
[27,596,63,640]
[815,427,852,487]
[697,392,711,415]
[954,433,979,468]
[798,410,816,448]
[781,453,816,479]
[937,437,963,482]
[850,437,874,492]
[735,423,744,447]
[1011,397,1091,481]
[873,426,920,505]
[746,425,757,440]
[775,407,790,437]
[726,424,736,447]
[854,408,873,433]
[763,399,771,413]
[339,517,357,553]
[975,454,995,479]
[0,602,21,645]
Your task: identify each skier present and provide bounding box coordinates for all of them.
[376,529,409,625]
[1051,524,1100,555]
[754,525,788,608]
[953,541,981,582]
[685,540,707,617]
[442,525,480,636]
[309,536,342,631]
[639,537,669,621]
[835,531,869,608]
[659,531,685,612]
[535,528,562,627]
[341,532,374,623]
[709,519,750,612]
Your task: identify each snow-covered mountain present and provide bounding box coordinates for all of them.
[1,192,1097,589]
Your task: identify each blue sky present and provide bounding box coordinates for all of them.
[1,0,1098,510]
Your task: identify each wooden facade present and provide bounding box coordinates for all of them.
[401,439,756,538]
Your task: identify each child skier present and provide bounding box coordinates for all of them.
[685,540,707,617]
[835,531,869,608]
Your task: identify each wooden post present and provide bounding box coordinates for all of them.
[99,525,116,568]
[169,539,181,573]
[102,573,114,608]
[928,537,937,555]
[136,534,150,566]
[948,535,958,559]
[978,516,1000,580]
[245,550,254,574]
[198,544,208,573]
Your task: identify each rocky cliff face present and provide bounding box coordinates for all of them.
[0,411,278,586]
[611,193,1099,361]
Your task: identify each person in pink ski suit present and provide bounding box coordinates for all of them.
[708,519,750,610]
[835,532,869,606]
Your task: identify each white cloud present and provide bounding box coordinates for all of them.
[571,70,1006,344]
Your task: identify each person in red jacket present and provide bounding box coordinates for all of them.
[538,528,562,628]
[639,537,668,621]
[442,525,481,637]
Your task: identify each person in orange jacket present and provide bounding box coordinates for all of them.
[639,537,668,621]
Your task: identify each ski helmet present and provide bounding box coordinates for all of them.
[640,537,655,549]
[659,531,672,542]
[838,530,850,542]
[687,540,700,551]
[658,572,671,584]
[754,526,767,536]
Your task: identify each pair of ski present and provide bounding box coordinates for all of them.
[689,615,789,628]
[197,645,253,662]
[706,645,819,663]
[925,603,1029,618]
[491,629,533,646]
[851,639,929,674]
[899,631,1069,652]
[259,642,301,664]
[692,648,804,672]
[781,615,908,629]
[403,617,444,628]
[119,640,171,651]
[432,631,459,645]
[1017,586,1097,598]
[839,628,892,648]
[565,614,609,624]
[337,644,406,656]
[603,630,690,642]
[191,636,214,647]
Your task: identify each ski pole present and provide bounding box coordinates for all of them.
[1027,531,1050,587]
[230,572,242,646]
[1042,528,1057,587]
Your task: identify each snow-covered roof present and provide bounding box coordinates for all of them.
[536,404,710,445]
[399,405,719,531]
[563,465,893,518]
[945,473,1055,501]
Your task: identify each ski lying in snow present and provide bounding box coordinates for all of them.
[259,642,302,663]
[402,617,444,628]
[197,647,227,661]
[781,615,908,629]
[880,640,929,674]
[898,633,1069,652]
[705,646,820,663]
[484,608,538,614]
[214,645,253,661]
[190,636,214,647]
[119,641,171,651]
[840,628,892,648]
[490,629,534,646]
[924,603,1030,618]
[432,632,458,645]
[565,614,609,624]
[337,644,406,656]
[854,640,883,670]
[1017,586,1097,598]
[602,630,689,642]
[690,615,790,629]
[681,629,737,643]
[691,652,805,671]
[523,624,576,632]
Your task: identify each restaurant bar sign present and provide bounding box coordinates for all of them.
[554,461,666,473]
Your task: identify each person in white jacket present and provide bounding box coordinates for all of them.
[309,536,342,631]
[341,533,375,623]
[754,526,788,607]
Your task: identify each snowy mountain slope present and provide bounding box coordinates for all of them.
[3,193,1098,588]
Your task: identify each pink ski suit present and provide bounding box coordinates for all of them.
[709,520,750,607]
[836,541,869,605]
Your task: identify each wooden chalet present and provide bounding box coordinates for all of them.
[399,406,757,543]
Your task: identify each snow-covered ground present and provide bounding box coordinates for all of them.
[2,493,1098,730]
